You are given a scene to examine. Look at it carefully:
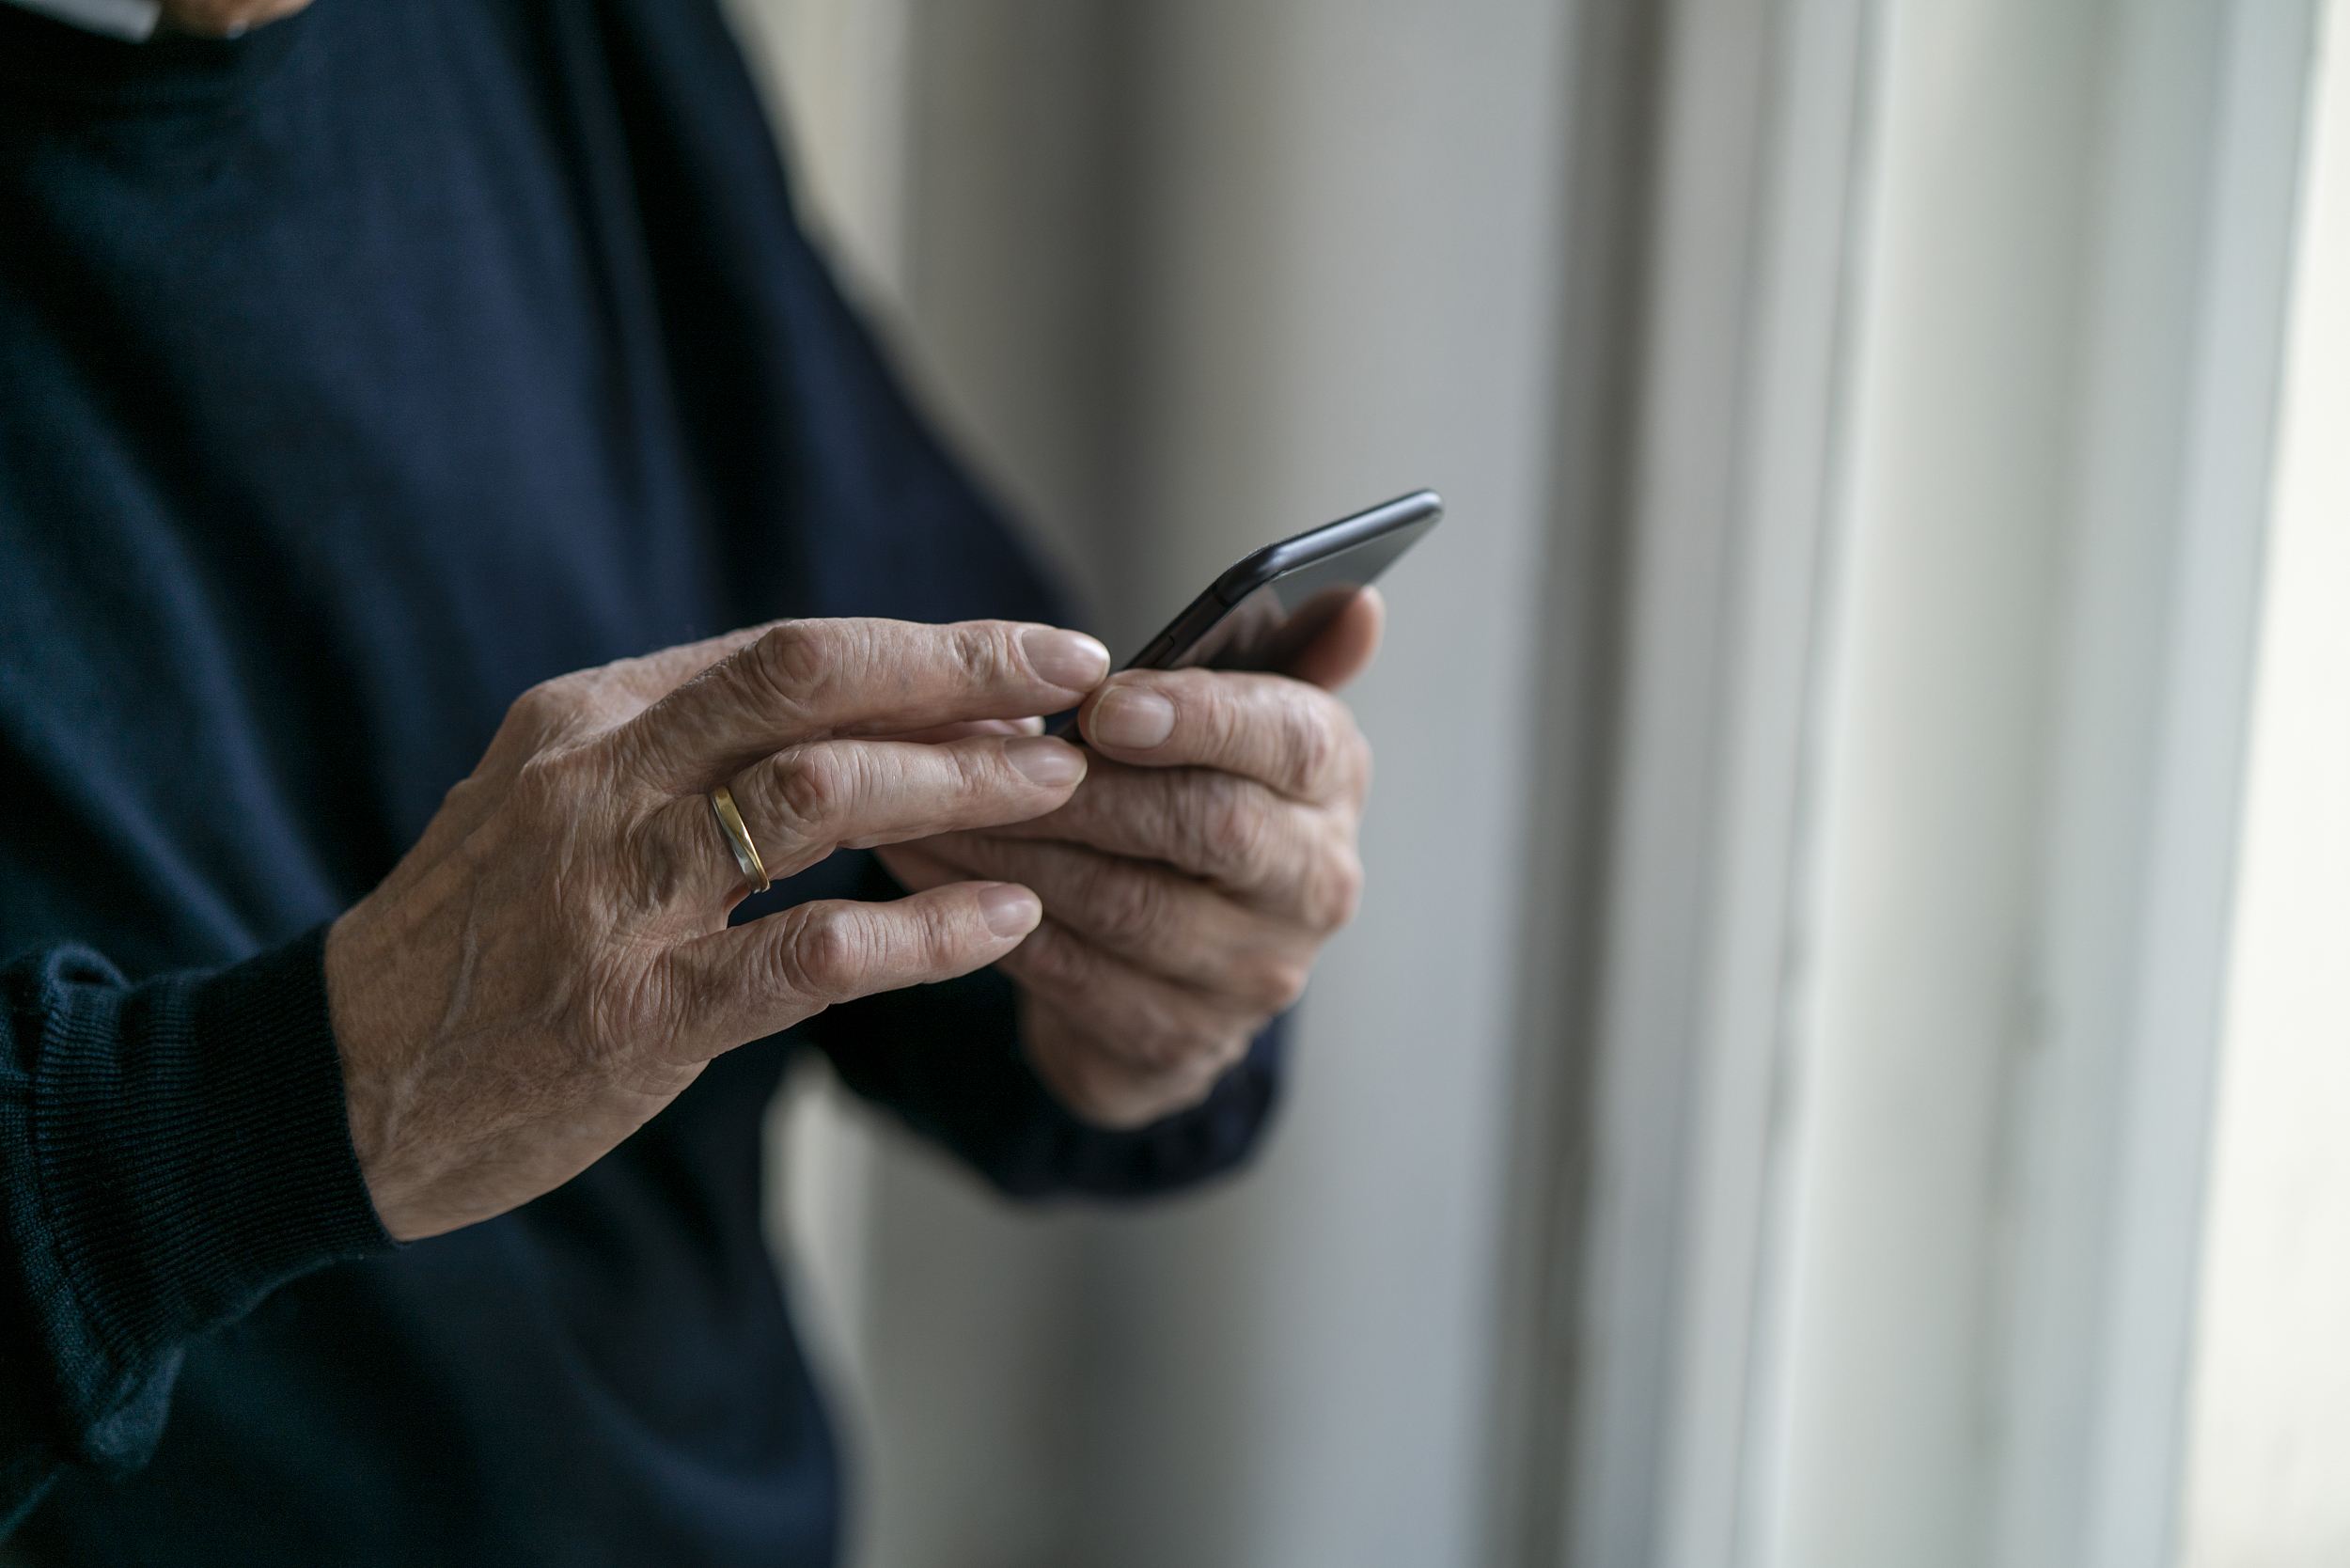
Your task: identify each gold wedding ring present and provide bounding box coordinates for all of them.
[707,784,771,895]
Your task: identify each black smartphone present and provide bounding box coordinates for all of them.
[1119,490,1443,674]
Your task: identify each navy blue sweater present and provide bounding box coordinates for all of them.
[0,4,1282,1561]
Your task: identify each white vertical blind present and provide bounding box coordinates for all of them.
[1747,2,2107,1560]
[1735,1,2317,1563]
[2182,4,2350,1560]
[1740,1,2318,1563]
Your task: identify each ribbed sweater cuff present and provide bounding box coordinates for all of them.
[31,925,394,1372]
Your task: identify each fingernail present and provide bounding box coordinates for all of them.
[979,883,1042,937]
[1005,735,1086,787]
[1089,686,1175,749]
[1024,628,1111,691]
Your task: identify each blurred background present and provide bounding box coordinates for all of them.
[713,2,2348,1565]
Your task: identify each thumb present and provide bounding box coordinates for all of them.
[1282,586,1385,692]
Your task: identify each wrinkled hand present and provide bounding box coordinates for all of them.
[879,591,1382,1126]
[325,618,1108,1239]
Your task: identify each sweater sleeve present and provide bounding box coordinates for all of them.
[795,855,1289,1201]
[0,926,393,1533]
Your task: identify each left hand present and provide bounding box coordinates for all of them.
[879,589,1383,1126]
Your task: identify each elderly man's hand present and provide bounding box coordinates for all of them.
[325,619,1107,1240]
[879,591,1382,1126]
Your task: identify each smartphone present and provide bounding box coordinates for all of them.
[1119,490,1443,674]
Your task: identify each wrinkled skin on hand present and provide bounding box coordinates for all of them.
[882,589,1384,1127]
[326,618,1109,1239]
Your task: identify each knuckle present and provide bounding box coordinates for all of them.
[1123,1022,1187,1075]
[1089,867,1169,951]
[1163,1054,1234,1116]
[1166,786,1217,872]
[1193,779,1274,886]
[1280,699,1342,794]
[1237,954,1310,1013]
[952,621,1010,684]
[1192,676,1247,754]
[1307,842,1366,933]
[768,746,848,842]
[1019,923,1085,988]
[1131,1000,1215,1074]
[944,740,1000,800]
[1204,1027,1254,1076]
[438,772,492,820]
[776,906,868,1000]
[748,620,836,713]
[911,894,969,966]
[502,679,576,744]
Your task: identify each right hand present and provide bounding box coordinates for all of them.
[323,618,1108,1241]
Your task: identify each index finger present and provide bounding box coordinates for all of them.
[623,619,1108,791]
[1075,667,1368,803]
